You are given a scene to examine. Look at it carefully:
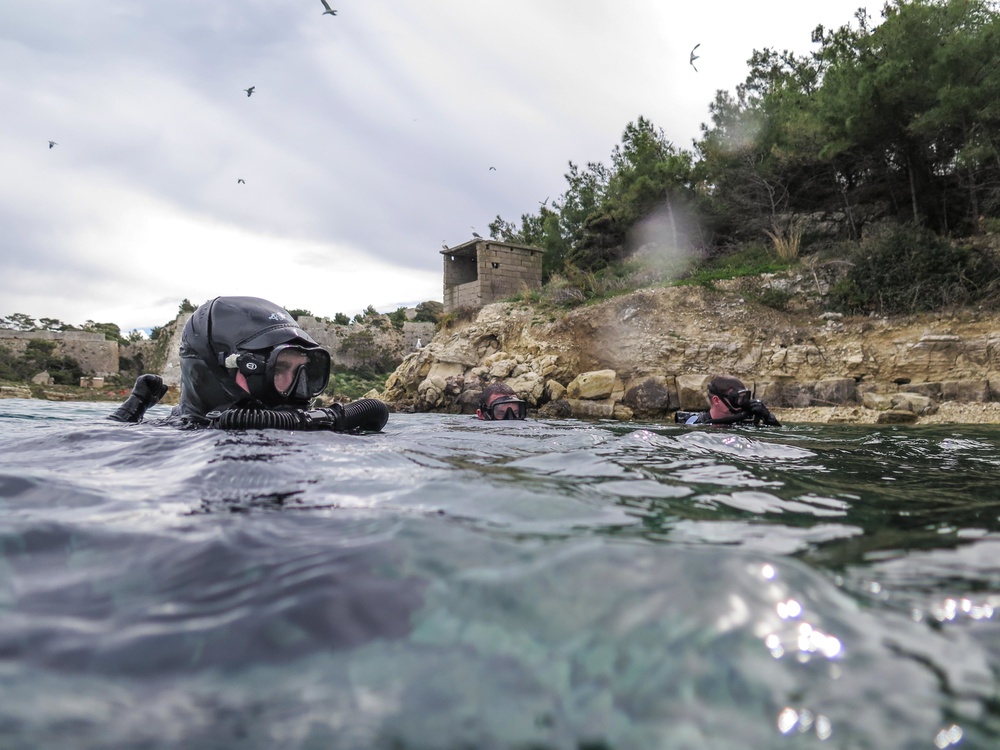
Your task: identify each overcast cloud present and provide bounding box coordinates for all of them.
[1,0,873,331]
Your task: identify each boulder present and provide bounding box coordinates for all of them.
[489,359,517,379]
[862,392,894,410]
[566,370,617,400]
[877,410,919,425]
[990,378,1000,402]
[612,404,634,421]
[890,392,936,415]
[676,374,710,410]
[940,380,990,403]
[545,380,567,402]
[443,374,465,397]
[812,378,858,406]
[622,375,676,417]
[427,362,466,383]
[417,375,446,408]
[538,399,572,418]
[566,399,615,419]
[507,371,546,406]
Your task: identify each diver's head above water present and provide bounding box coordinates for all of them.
[176,296,331,419]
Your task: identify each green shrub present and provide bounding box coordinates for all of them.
[0,341,83,384]
[754,287,793,311]
[829,224,1000,315]
[679,244,793,286]
[324,369,389,401]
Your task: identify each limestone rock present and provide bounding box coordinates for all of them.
[566,399,615,419]
[538,399,572,418]
[612,404,634,421]
[676,374,710,410]
[877,410,919,424]
[371,283,1000,424]
[42,390,75,401]
[489,359,517,379]
[862,392,894,410]
[545,380,567,402]
[622,375,676,417]
[566,370,617,400]
[417,375,446,408]
[940,380,989,403]
[507,371,545,405]
[891,392,935,415]
[0,386,32,399]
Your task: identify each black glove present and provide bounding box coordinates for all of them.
[748,399,781,427]
[108,374,169,423]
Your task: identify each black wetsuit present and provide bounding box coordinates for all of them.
[109,296,388,432]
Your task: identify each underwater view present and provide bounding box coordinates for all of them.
[1,398,999,749]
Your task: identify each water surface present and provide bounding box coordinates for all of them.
[1,399,998,749]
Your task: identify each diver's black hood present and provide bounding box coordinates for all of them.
[175,296,324,419]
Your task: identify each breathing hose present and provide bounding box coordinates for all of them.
[207,398,390,433]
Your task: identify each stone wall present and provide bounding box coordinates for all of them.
[0,329,118,376]
[442,240,543,312]
[401,321,436,352]
[477,243,543,305]
[445,280,481,311]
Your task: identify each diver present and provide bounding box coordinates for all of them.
[675,375,781,427]
[109,296,389,432]
[476,382,528,420]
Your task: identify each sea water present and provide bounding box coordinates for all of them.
[0,398,998,749]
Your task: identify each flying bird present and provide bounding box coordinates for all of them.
[244,86,255,97]
[48,141,57,149]
[689,44,700,72]
[319,0,337,15]
[237,179,245,184]
[489,166,496,171]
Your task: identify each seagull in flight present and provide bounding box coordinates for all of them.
[48,141,58,149]
[319,0,337,15]
[244,86,255,97]
[237,179,245,184]
[690,44,700,72]
[489,166,496,171]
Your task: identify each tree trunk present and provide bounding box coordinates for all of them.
[906,151,920,223]
[969,165,980,227]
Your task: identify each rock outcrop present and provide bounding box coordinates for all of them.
[380,285,1000,422]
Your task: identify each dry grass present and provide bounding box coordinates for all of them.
[764,222,804,261]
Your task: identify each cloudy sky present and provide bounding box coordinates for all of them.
[2,0,873,332]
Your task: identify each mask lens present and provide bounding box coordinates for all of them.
[733,389,752,410]
[268,345,330,398]
[487,397,527,420]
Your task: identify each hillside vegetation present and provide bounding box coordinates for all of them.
[491,0,1000,316]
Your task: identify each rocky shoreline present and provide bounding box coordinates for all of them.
[775,402,1000,425]
[378,284,1000,426]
